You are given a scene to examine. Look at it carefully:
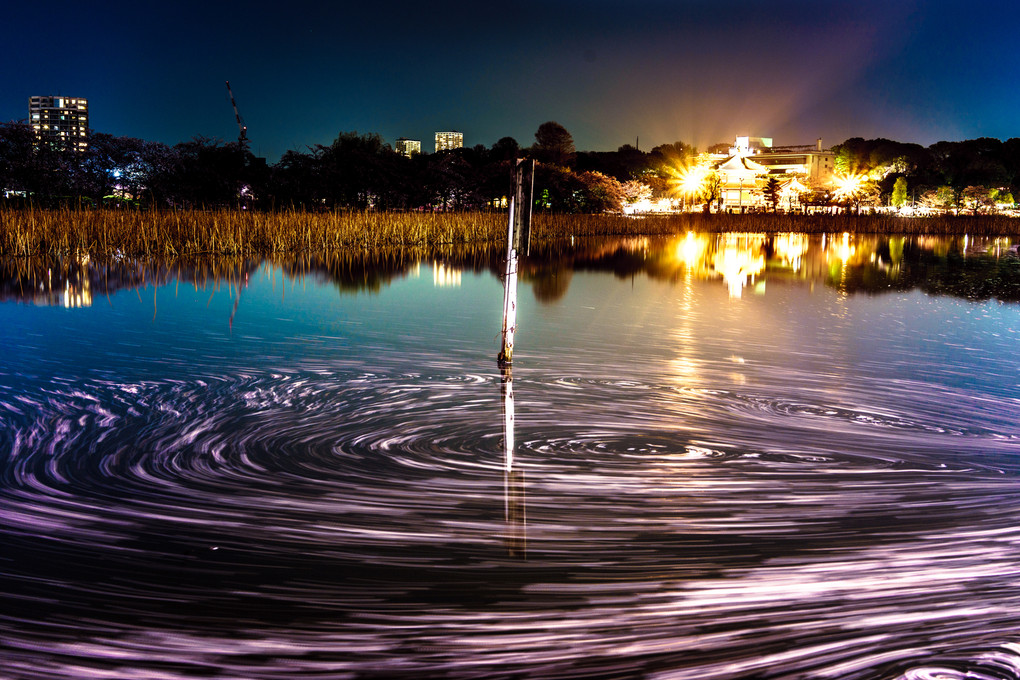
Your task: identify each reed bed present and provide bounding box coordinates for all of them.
[0,209,508,258]
[2,208,1017,258]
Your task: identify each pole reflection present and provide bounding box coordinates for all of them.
[501,365,526,558]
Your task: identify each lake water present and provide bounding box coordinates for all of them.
[2,233,1020,679]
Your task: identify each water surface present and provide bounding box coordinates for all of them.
[2,234,1020,679]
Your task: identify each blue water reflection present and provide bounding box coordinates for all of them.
[2,235,1020,679]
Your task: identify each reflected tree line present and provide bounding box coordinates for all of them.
[3,235,1018,308]
[7,116,1020,213]
[524,234,1020,302]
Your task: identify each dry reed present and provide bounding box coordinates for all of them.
[1,208,1017,258]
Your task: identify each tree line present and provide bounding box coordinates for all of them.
[0,120,668,212]
[832,137,1019,211]
[2,117,1018,213]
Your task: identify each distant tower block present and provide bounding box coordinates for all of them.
[435,131,463,152]
[29,95,89,151]
[396,138,421,157]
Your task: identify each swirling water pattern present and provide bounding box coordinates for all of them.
[2,258,1020,679]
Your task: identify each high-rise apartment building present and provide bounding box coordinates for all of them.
[29,96,89,151]
[396,138,421,157]
[434,131,463,152]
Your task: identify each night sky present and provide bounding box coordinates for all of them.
[3,0,1017,161]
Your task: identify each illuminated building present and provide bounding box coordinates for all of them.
[715,154,768,210]
[714,135,835,210]
[29,95,89,151]
[739,138,835,184]
[395,138,421,157]
[434,131,463,152]
[730,136,773,154]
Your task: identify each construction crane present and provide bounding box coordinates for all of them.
[225,80,248,147]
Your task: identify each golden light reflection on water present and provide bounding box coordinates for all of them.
[834,232,856,262]
[711,235,766,298]
[773,233,808,272]
[667,265,699,388]
[62,281,91,307]
[676,231,705,267]
[653,232,1018,303]
[432,261,462,287]
[672,233,769,298]
[672,233,801,298]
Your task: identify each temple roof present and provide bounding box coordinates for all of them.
[715,154,768,174]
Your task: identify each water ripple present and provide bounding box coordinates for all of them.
[3,364,1020,679]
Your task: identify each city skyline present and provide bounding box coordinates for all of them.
[2,0,1017,161]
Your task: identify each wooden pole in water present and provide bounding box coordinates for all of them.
[498,158,535,367]
[498,159,532,557]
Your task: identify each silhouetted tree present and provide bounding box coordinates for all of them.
[425,150,474,210]
[490,137,520,161]
[70,133,150,205]
[649,141,695,169]
[167,137,246,208]
[320,131,397,209]
[532,121,575,167]
[763,177,781,212]
[0,121,39,199]
[576,144,649,181]
[133,141,180,208]
[272,148,323,209]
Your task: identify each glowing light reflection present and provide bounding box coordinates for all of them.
[711,236,765,298]
[433,262,462,287]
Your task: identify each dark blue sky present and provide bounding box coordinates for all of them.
[3,0,1017,160]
